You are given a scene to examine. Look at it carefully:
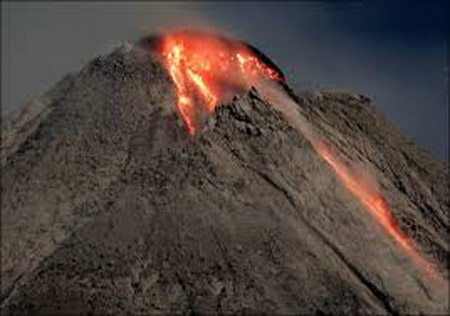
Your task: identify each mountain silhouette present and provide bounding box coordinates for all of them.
[1,36,448,314]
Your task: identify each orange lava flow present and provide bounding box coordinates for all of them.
[161,32,281,134]
[159,31,443,284]
[314,141,441,282]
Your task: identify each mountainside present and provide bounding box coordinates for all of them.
[1,41,448,314]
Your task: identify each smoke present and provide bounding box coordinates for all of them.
[255,79,444,286]
[256,80,385,218]
[255,80,315,141]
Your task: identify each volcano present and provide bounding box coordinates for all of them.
[1,32,448,314]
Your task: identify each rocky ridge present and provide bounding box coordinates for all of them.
[1,42,448,314]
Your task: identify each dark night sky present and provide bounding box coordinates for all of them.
[2,1,448,159]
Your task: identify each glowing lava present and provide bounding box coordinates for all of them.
[314,141,441,282]
[161,31,282,134]
[256,81,442,283]
[159,31,442,283]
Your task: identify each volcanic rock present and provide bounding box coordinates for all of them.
[1,42,448,314]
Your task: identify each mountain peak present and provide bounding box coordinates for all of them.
[1,36,448,314]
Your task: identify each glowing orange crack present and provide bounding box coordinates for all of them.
[186,69,217,113]
[161,32,281,134]
[315,141,441,282]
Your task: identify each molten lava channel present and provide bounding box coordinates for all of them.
[161,32,281,134]
[315,141,441,282]
[159,31,443,284]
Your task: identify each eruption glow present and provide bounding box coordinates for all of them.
[161,31,281,134]
[257,81,443,284]
[314,141,441,282]
[158,31,443,284]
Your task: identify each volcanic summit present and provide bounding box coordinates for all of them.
[1,32,448,314]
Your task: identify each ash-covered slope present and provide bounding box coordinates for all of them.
[1,43,448,314]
